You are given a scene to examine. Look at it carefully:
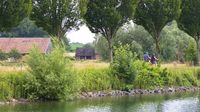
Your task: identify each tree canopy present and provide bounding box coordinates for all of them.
[31,0,81,39]
[134,0,181,56]
[95,21,191,62]
[177,0,200,65]
[83,0,138,62]
[0,18,48,37]
[0,0,32,32]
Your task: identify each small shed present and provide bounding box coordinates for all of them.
[75,48,96,60]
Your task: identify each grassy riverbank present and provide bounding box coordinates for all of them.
[0,62,200,101]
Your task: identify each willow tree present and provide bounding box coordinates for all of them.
[0,0,32,32]
[177,0,200,65]
[134,0,181,56]
[83,0,138,62]
[31,0,81,40]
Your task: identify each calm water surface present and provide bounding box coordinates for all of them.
[0,92,199,112]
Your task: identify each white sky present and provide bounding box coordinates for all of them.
[66,25,95,44]
[66,21,135,44]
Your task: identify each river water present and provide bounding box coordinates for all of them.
[0,92,199,112]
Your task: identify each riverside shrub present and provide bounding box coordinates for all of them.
[133,61,164,89]
[165,68,200,87]
[78,68,112,92]
[111,45,166,89]
[111,45,137,84]
[0,72,26,100]
[24,41,79,100]
[0,82,13,100]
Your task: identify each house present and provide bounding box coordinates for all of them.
[75,48,96,60]
[0,38,52,55]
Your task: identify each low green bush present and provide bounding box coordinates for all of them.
[78,68,112,92]
[0,82,13,100]
[133,61,164,89]
[0,50,7,60]
[8,49,22,59]
[195,68,200,80]
[111,45,137,84]
[166,68,200,87]
[0,72,26,100]
[24,40,80,100]
[111,45,166,89]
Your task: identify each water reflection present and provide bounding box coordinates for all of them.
[162,98,199,112]
[0,92,199,112]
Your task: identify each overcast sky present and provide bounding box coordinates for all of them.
[66,22,134,44]
[66,25,95,44]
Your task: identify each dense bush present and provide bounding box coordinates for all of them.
[165,68,200,87]
[111,45,166,89]
[8,49,22,59]
[0,72,26,100]
[24,41,80,100]
[78,68,112,92]
[0,49,22,61]
[196,69,200,80]
[111,45,200,89]
[133,61,164,89]
[0,82,13,100]
[111,45,137,84]
[0,50,7,60]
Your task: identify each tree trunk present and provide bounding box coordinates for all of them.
[57,29,63,41]
[55,27,68,44]
[107,38,113,63]
[155,33,161,58]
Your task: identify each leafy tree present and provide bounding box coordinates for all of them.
[0,0,32,32]
[83,0,138,62]
[160,21,191,62]
[94,35,109,60]
[11,18,48,37]
[79,0,88,17]
[0,18,48,37]
[134,0,181,56]
[31,0,81,40]
[83,43,94,48]
[95,21,191,62]
[177,0,200,65]
[185,39,198,65]
[115,25,153,57]
[69,42,84,52]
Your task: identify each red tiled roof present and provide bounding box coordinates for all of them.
[0,38,51,54]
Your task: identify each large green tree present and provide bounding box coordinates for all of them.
[177,0,200,65]
[31,0,81,40]
[1,18,48,37]
[95,21,191,62]
[134,0,181,56]
[83,0,138,62]
[0,0,32,32]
